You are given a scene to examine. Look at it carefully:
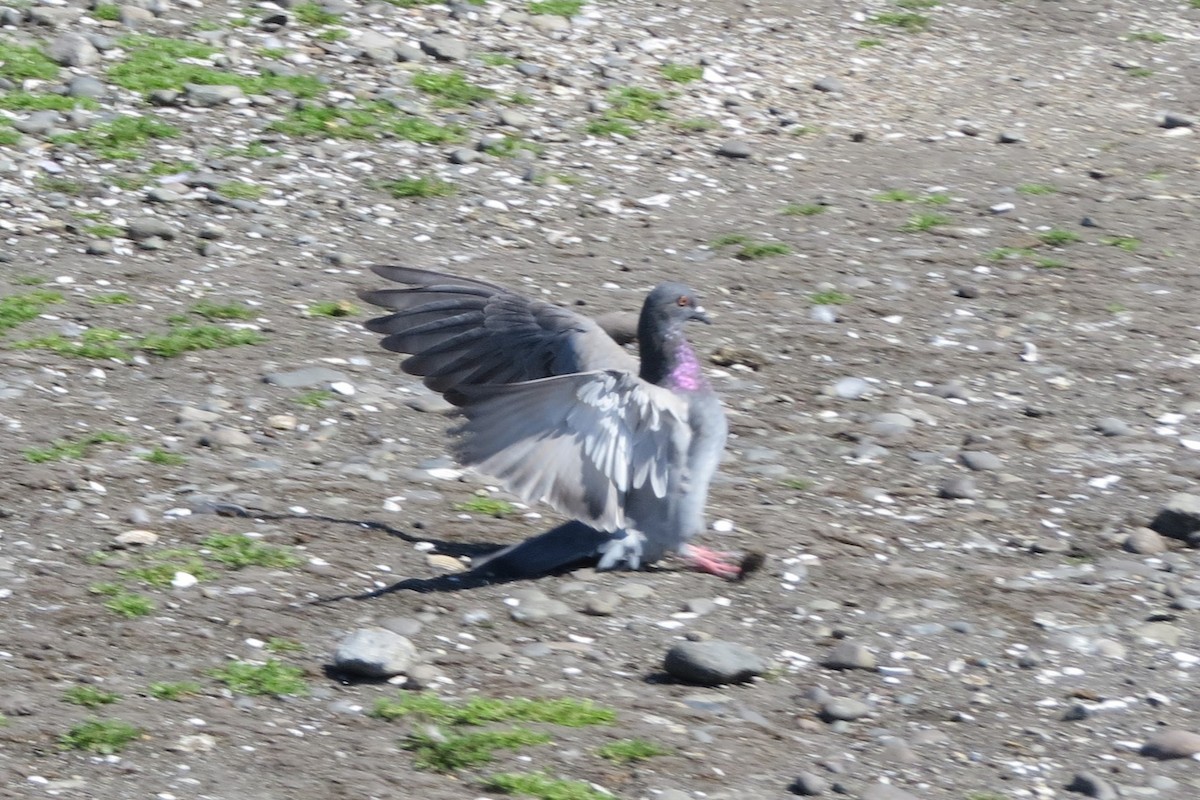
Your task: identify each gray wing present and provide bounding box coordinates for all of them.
[359,266,637,402]
[452,370,692,532]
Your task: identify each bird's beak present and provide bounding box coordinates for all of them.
[691,306,711,324]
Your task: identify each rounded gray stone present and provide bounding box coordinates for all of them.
[716,139,753,159]
[663,640,765,686]
[420,34,467,61]
[819,697,870,722]
[1095,417,1130,437]
[822,641,876,671]
[1149,493,1200,541]
[938,476,979,500]
[1124,528,1166,555]
[789,772,829,796]
[262,366,349,388]
[1065,771,1118,800]
[832,377,870,399]
[959,450,1003,471]
[333,627,417,678]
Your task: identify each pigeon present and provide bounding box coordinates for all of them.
[359,266,740,578]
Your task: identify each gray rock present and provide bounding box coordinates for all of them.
[939,476,979,500]
[812,76,843,93]
[120,6,156,25]
[498,108,531,128]
[203,427,253,448]
[1141,729,1200,759]
[263,366,349,388]
[28,7,84,27]
[959,450,1002,471]
[530,14,571,32]
[66,75,107,99]
[185,84,245,107]
[822,641,876,671]
[861,786,920,800]
[420,35,467,61]
[819,697,870,722]
[663,640,765,685]
[126,216,177,241]
[11,111,60,136]
[356,31,397,64]
[510,598,572,623]
[396,43,424,62]
[716,139,753,159]
[377,616,423,637]
[1149,493,1200,543]
[47,33,101,67]
[582,591,621,615]
[333,627,417,678]
[1159,112,1195,129]
[789,772,829,796]
[1095,417,1130,436]
[997,130,1023,143]
[832,377,870,399]
[1065,771,1118,800]
[1124,528,1166,555]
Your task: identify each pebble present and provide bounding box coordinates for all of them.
[1141,729,1200,759]
[582,592,621,615]
[1124,528,1167,555]
[822,642,876,671]
[716,139,753,159]
[938,476,979,500]
[788,772,829,796]
[831,377,870,399]
[333,628,417,678]
[126,217,177,241]
[1159,112,1195,129]
[510,598,572,624]
[819,697,870,722]
[114,529,159,547]
[959,451,1002,471]
[263,367,349,388]
[1149,493,1200,543]
[46,33,100,67]
[1065,772,1118,800]
[812,76,843,93]
[1095,417,1130,437]
[419,35,467,61]
[663,640,765,685]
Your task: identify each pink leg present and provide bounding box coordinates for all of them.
[680,544,742,579]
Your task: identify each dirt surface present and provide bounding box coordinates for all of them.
[2,1,1200,798]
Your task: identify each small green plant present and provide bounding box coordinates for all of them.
[483,136,543,158]
[736,242,791,260]
[36,176,85,194]
[597,738,670,763]
[1126,66,1154,77]
[871,11,930,31]
[1105,302,1127,314]
[674,117,715,132]
[810,290,851,305]
[1017,183,1057,195]
[308,299,357,317]
[105,592,156,618]
[23,431,129,463]
[921,193,951,206]
[1128,30,1169,43]
[1102,235,1139,252]
[661,63,702,83]
[142,447,186,466]
[1038,229,1081,246]
[191,300,255,321]
[857,38,884,48]
[293,1,341,25]
[64,686,121,709]
[92,3,121,20]
[897,0,938,7]
[60,719,141,754]
[259,47,288,59]
[270,103,462,143]
[0,42,59,81]
[13,275,46,286]
[210,659,308,696]
[407,728,551,772]
[527,0,584,15]
[711,233,750,247]
[296,389,335,408]
[874,188,917,202]
[587,86,668,136]
[481,53,518,67]
[139,325,264,357]
[217,182,265,200]
[411,70,496,107]
[52,115,180,159]
[782,203,826,216]
[371,693,615,727]
[265,638,305,654]
[987,246,1033,261]
[14,328,132,360]
[901,213,949,232]
[456,497,516,517]
[584,118,635,137]
[484,773,609,800]
[1035,257,1067,269]
[90,292,132,305]
[0,91,98,111]
[201,533,301,569]
[380,176,456,198]
[782,477,813,490]
[124,553,213,588]
[149,681,202,701]
[88,582,124,596]
[316,28,349,42]
[0,289,63,334]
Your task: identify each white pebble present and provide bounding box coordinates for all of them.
[172,572,199,589]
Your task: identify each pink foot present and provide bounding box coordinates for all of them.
[680,544,742,580]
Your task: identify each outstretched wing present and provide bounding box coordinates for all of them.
[451,370,691,532]
[359,266,637,402]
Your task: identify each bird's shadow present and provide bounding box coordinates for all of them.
[211,504,604,601]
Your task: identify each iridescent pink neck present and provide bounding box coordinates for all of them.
[666,339,706,392]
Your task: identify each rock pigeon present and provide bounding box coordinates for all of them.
[359,266,740,578]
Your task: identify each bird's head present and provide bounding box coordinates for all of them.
[645,282,710,326]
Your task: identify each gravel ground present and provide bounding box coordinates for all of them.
[2,1,1200,799]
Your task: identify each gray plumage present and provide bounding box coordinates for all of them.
[360,266,729,574]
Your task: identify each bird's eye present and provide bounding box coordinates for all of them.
[676,295,689,307]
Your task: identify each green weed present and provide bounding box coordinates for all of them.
[201,533,301,569]
[217,181,265,200]
[60,719,141,754]
[528,0,584,15]
[23,431,129,463]
[296,390,335,407]
[484,773,609,800]
[1017,183,1056,195]
[63,686,121,709]
[597,738,670,763]
[586,86,668,136]
[710,233,750,247]
[92,3,120,20]
[0,92,98,111]
[407,728,551,772]
[922,192,951,205]
[142,447,186,466]
[661,63,702,83]
[987,246,1033,261]
[293,2,341,25]
[139,325,264,357]
[1126,67,1154,77]
[124,555,213,588]
[1035,257,1067,269]
[874,189,917,202]
[1038,229,1081,246]
[210,659,308,696]
[735,242,791,260]
[371,693,615,727]
[782,203,826,216]
[105,593,156,617]
[481,53,517,67]
[857,38,884,48]
[871,11,930,31]
[810,290,850,305]
[13,328,132,360]
[52,115,179,159]
[1102,235,1139,252]
[455,497,515,517]
[308,300,357,317]
[191,300,255,321]
[412,70,496,107]
[316,28,349,42]
[483,135,542,158]
[782,477,813,490]
[1128,30,1169,43]
[270,103,462,143]
[901,213,949,232]
[0,42,58,81]
[0,289,63,334]
[264,638,305,654]
[149,681,202,700]
[380,176,456,198]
